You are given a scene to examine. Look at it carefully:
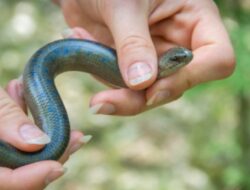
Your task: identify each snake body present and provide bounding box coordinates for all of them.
[0,39,192,168]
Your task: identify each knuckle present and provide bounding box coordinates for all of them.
[0,96,20,119]
[185,68,196,90]
[101,0,147,13]
[122,91,145,116]
[172,93,183,102]
[168,87,180,101]
[119,35,152,56]
[157,78,185,103]
[0,96,26,126]
[184,76,195,90]
[128,106,144,116]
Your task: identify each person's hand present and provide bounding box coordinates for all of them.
[0,79,89,190]
[57,0,235,115]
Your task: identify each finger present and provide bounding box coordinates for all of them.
[0,161,65,190]
[145,68,188,107]
[58,131,92,164]
[187,3,235,82]
[0,88,50,152]
[5,79,27,113]
[62,27,96,41]
[146,4,235,106]
[146,44,235,106]
[89,88,146,116]
[102,1,157,90]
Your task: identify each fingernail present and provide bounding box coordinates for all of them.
[61,28,74,38]
[146,90,170,106]
[69,143,82,155]
[17,75,23,83]
[80,135,92,143]
[89,103,116,115]
[128,62,153,86]
[19,124,51,145]
[69,135,92,154]
[45,167,67,185]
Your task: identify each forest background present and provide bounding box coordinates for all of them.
[0,1,249,190]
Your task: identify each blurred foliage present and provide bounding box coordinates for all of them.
[0,1,250,190]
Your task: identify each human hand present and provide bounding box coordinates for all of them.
[0,79,89,190]
[57,0,235,115]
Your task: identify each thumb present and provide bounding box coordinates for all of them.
[103,1,157,90]
[0,87,50,152]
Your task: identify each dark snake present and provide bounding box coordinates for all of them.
[0,39,193,168]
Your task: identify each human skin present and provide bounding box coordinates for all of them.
[0,79,88,189]
[0,0,234,188]
[55,0,235,115]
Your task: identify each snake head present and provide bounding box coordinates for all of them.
[158,47,193,78]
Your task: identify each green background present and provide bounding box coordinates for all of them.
[0,1,249,190]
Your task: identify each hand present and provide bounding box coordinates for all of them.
[58,0,235,115]
[0,79,89,190]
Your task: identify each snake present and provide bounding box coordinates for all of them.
[0,39,193,168]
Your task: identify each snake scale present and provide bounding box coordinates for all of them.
[0,39,193,168]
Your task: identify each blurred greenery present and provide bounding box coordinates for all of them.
[0,1,249,190]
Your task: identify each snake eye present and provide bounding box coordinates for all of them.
[171,55,184,62]
[170,56,178,62]
[170,50,191,63]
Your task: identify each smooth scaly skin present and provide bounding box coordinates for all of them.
[0,39,192,168]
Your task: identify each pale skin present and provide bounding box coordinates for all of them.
[57,0,235,115]
[0,79,87,190]
[0,0,235,189]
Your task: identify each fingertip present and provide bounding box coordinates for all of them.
[0,88,48,152]
[145,69,190,106]
[45,164,67,186]
[89,102,116,115]
[59,130,89,164]
[89,89,146,116]
[125,60,157,90]
[0,123,49,153]
[102,2,158,90]
[70,130,84,141]
[67,134,92,155]
[116,36,158,90]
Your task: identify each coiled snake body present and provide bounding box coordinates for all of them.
[0,39,192,168]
